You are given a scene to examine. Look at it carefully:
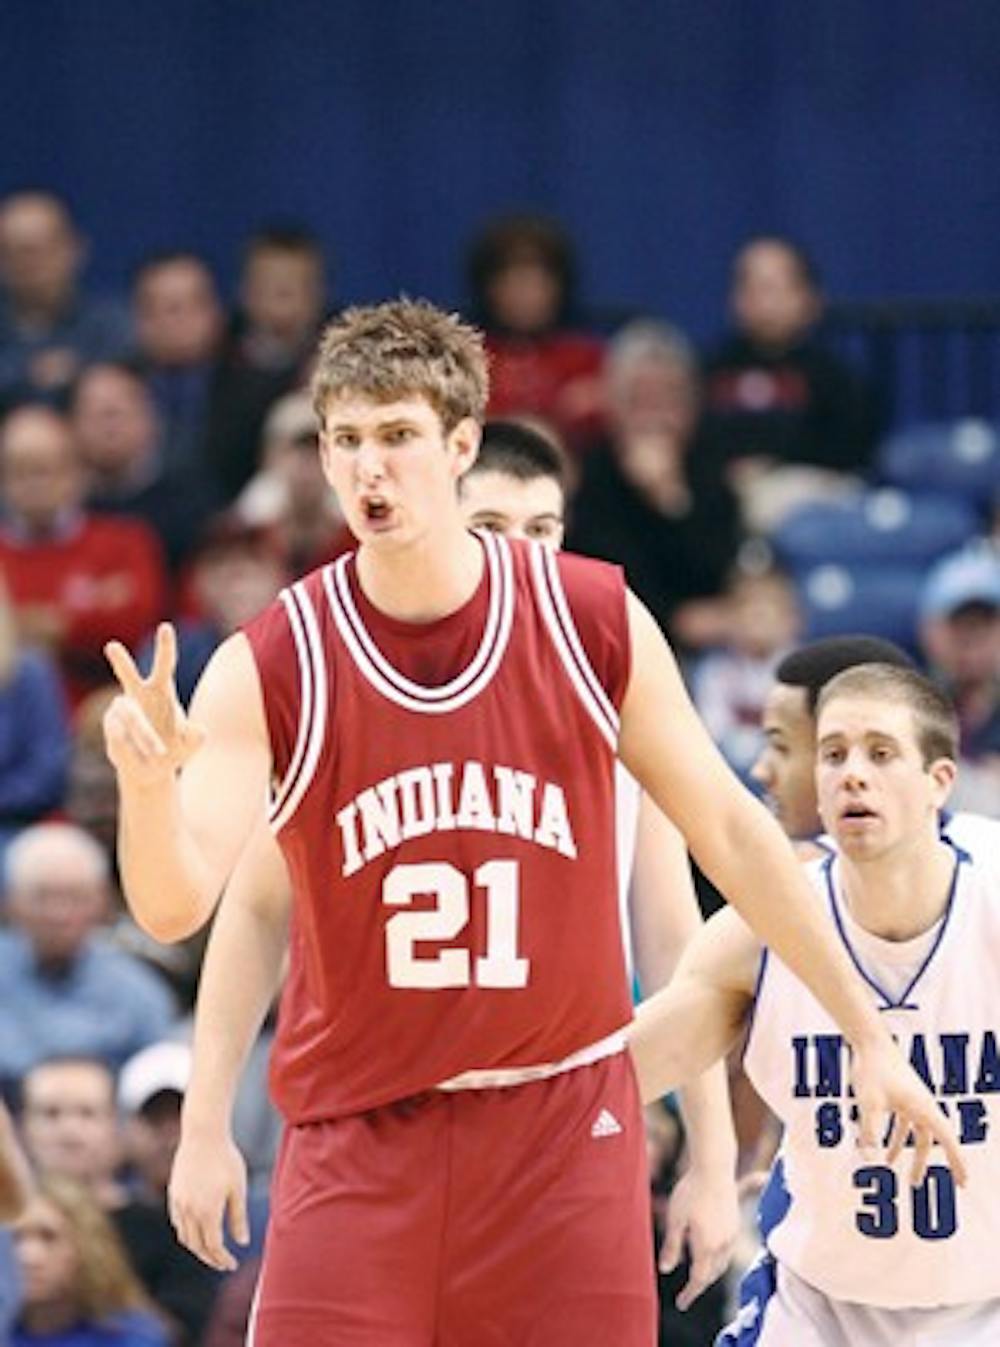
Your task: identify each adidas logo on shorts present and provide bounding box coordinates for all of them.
[590,1108,623,1139]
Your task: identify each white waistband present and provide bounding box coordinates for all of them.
[435,1028,627,1092]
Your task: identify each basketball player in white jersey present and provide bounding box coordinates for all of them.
[631,662,1000,1345]
[753,634,1000,861]
[102,301,963,1345]
[461,419,739,1308]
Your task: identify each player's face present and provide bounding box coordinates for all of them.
[815,695,955,862]
[460,469,565,548]
[751,683,819,838]
[318,395,479,552]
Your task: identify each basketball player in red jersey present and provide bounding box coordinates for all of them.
[104,301,964,1346]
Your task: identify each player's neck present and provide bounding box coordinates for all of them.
[355,525,484,622]
[838,834,956,942]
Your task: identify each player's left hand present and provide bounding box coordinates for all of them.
[659,1165,739,1311]
[851,1036,968,1188]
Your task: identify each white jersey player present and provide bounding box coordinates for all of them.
[631,662,995,1345]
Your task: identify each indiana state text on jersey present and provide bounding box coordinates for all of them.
[791,1029,996,1148]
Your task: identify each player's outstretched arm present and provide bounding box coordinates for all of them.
[629,906,757,1104]
[629,796,740,1309]
[619,591,967,1188]
[104,624,271,942]
[170,818,292,1272]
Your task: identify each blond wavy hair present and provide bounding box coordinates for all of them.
[311,298,488,431]
[21,1176,153,1323]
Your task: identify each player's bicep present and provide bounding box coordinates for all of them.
[180,634,272,891]
[629,793,701,995]
[656,906,759,1041]
[630,907,759,1098]
[618,592,758,858]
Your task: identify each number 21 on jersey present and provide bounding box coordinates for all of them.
[383,860,529,989]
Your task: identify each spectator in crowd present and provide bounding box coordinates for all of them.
[71,363,216,575]
[205,225,329,498]
[131,253,224,478]
[567,319,743,654]
[0,192,131,411]
[466,212,606,453]
[10,1177,168,1347]
[140,515,287,707]
[0,823,176,1087]
[0,406,167,708]
[63,689,119,872]
[691,562,801,785]
[235,391,350,575]
[114,1043,220,1347]
[19,1057,126,1211]
[919,543,1000,816]
[0,574,69,855]
[702,235,879,531]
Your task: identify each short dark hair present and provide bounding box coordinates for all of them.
[243,223,325,266]
[470,420,567,489]
[775,636,915,713]
[131,249,214,291]
[68,358,148,409]
[466,213,578,325]
[817,663,959,765]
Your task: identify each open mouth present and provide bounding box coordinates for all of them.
[839,802,877,823]
[361,496,392,525]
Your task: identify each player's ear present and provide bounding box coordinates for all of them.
[928,756,957,806]
[450,417,481,479]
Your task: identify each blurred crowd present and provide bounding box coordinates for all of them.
[0,188,998,1345]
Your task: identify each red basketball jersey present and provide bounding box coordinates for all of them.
[244,532,633,1122]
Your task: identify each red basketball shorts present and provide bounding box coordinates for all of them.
[248,1050,656,1346]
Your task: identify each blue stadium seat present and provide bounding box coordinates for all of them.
[877,419,1000,515]
[772,487,978,570]
[794,564,925,653]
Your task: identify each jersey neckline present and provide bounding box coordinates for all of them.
[321,529,516,712]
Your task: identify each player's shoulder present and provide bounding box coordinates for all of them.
[941,810,1000,859]
[550,545,624,599]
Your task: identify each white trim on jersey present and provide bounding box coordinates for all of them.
[269,582,328,834]
[244,1270,263,1347]
[267,587,314,824]
[321,530,515,714]
[436,1027,627,1091]
[528,543,619,752]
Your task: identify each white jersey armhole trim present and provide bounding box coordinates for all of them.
[269,582,328,833]
[529,543,619,750]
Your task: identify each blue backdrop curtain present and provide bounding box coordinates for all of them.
[2,0,999,337]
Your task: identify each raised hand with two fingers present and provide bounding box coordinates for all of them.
[103,623,205,785]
